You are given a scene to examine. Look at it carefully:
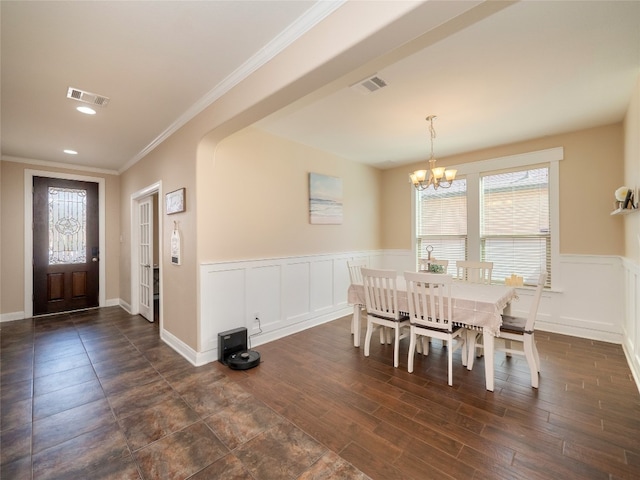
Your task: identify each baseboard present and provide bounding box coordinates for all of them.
[119,299,133,314]
[162,306,352,367]
[1,298,122,323]
[161,328,201,366]
[536,321,622,344]
[104,298,120,307]
[0,311,26,323]
[249,306,353,351]
[622,340,640,395]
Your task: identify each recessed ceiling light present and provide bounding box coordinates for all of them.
[64,149,78,155]
[76,106,96,115]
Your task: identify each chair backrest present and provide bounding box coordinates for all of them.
[418,258,449,273]
[455,260,493,284]
[524,271,548,332]
[347,259,367,284]
[404,271,454,332]
[361,268,402,320]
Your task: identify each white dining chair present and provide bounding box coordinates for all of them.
[347,259,367,336]
[455,260,493,284]
[361,268,410,368]
[404,271,467,386]
[494,271,547,388]
[347,259,367,285]
[348,259,391,343]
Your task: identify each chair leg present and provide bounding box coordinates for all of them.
[423,336,429,356]
[379,325,385,344]
[447,335,454,386]
[466,331,476,371]
[393,325,400,368]
[364,320,374,357]
[523,334,539,388]
[531,333,541,372]
[408,329,416,373]
[386,327,393,344]
[459,336,467,367]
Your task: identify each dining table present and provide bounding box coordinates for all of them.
[347,277,518,391]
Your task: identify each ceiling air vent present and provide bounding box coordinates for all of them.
[66,87,110,107]
[350,74,388,95]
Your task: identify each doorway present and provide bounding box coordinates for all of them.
[33,176,99,315]
[24,170,106,318]
[131,183,162,327]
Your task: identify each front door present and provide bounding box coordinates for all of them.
[33,177,99,315]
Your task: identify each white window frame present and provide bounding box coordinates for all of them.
[412,147,562,290]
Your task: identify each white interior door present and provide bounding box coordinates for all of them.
[138,197,153,321]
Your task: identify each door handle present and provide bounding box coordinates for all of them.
[92,257,99,262]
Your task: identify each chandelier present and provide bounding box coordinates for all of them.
[409,115,457,190]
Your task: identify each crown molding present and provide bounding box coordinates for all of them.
[120,0,346,174]
[2,155,119,176]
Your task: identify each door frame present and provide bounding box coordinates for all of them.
[130,182,163,329]
[24,169,106,318]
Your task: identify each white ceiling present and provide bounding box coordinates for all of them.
[2,1,639,174]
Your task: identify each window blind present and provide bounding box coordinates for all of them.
[416,178,467,275]
[481,167,550,286]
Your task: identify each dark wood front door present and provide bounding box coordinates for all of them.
[33,177,99,315]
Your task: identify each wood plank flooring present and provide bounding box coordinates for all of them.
[1,307,639,479]
[241,315,640,480]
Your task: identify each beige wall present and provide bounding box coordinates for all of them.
[624,77,640,263]
[197,127,381,262]
[119,130,198,348]
[0,160,120,315]
[381,123,625,256]
[114,1,421,351]
[0,162,25,313]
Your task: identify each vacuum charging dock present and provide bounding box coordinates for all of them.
[218,327,260,370]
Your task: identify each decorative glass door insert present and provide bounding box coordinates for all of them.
[48,186,87,264]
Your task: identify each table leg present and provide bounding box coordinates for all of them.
[353,305,361,347]
[483,329,494,391]
[465,329,477,370]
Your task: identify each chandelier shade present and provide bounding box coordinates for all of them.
[410,115,457,190]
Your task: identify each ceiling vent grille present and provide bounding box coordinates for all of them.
[66,87,110,107]
[350,74,388,95]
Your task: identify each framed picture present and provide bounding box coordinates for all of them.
[165,188,185,214]
[309,173,343,224]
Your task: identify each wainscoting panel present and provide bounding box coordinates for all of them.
[310,259,336,314]
[622,258,640,390]
[247,264,282,333]
[199,266,247,353]
[282,261,311,323]
[198,251,633,374]
[199,251,382,363]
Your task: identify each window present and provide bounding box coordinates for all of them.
[416,178,467,275]
[481,167,550,287]
[414,147,561,288]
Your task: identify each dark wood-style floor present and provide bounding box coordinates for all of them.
[1,307,639,479]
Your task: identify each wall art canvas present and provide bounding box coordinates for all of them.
[309,173,343,224]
